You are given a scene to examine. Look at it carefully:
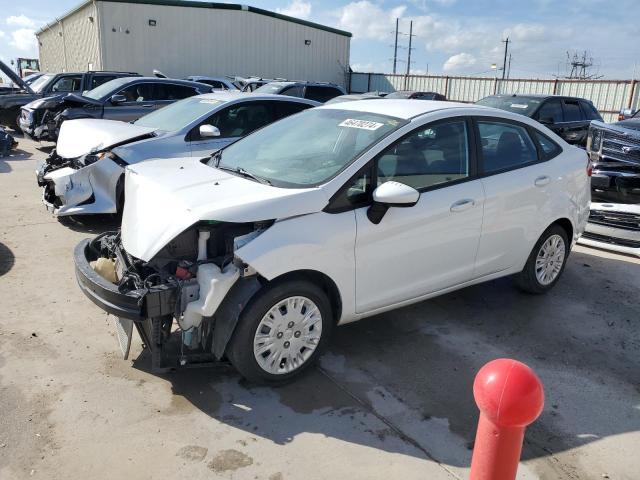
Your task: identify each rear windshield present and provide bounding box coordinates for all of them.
[476,96,543,116]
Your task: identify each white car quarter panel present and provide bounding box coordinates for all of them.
[354,180,485,313]
[234,211,357,323]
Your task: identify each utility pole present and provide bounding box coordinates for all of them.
[392,18,399,74]
[501,37,510,80]
[507,53,512,79]
[406,20,414,76]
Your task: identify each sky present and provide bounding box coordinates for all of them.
[1,0,638,82]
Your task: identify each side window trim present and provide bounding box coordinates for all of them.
[472,115,546,177]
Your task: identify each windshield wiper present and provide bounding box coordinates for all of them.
[215,163,271,185]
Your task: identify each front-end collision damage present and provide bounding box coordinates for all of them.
[75,220,272,370]
[37,149,125,216]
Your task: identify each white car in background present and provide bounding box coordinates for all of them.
[74,100,591,383]
[36,92,318,216]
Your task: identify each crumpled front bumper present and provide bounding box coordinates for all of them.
[74,238,179,320]
[36,157,123,216]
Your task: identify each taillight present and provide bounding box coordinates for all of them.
[618,114,624,121]
[587,157,593,177]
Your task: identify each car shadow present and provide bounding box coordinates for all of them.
[131,248,640,469]
[57,214,121,233]
[0,147,33,173]
[0,242,15,276]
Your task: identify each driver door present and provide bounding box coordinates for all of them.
[352,118,485,313]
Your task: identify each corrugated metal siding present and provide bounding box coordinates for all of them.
[99,2,350,85]
[350,73,640,122]
[37,2,101,72]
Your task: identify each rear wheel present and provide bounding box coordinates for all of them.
[515,225,569,294]
[227,279,333,384]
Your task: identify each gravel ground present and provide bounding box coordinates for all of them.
[1,133,638,480]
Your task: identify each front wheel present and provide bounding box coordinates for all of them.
[227,279,333,384]
[515,225,569,294]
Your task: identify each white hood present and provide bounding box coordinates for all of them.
[121,157,329,261]
[57,119,156,159]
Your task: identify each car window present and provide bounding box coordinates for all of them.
[204,103,273,138]
[134,96,224,131]
[117,83,154,102]
[271,101,313,120]
[90,75,118,90]
[305,86,341,103]
[536,100,563,123]
[563,100,584,122]
[532,130,562,159]
[280,85,304,97]
[377,120,469,190]
[50,75,82,93]
[478,121,539,173]
[580,101,601,120]
[153,83,198,101]
[328,168,373,212]
[208,81,225,89]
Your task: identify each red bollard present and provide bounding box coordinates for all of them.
[470,359,545,480]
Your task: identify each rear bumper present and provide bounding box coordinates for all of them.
[74,239,179,320]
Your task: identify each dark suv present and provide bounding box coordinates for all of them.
[0,59,138,129]
[254,81,346,103]
[476,94,603,147]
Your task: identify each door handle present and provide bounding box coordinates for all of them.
[534,175,550,187]
[450,198,475,212]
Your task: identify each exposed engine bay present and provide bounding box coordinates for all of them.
[82,221,271,371]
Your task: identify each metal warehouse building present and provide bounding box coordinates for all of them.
[36,0,352,86]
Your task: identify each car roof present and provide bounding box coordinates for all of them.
[319,99,475,119]
[484,93,592,101]
[195,91,318,104]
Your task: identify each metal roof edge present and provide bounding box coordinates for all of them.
[38,0,352,37]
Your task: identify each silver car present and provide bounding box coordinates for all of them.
[36,92,319,216]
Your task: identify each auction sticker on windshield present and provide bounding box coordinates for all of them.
[339,119,384,130]
[510,104,529,109]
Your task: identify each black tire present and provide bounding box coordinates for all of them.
[227,278,334,384]
[515,225,569,294]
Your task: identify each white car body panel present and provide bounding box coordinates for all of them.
[117,101,590,324]
[56,119,156,158]
[121,157,328,261]
[354,180,484,312]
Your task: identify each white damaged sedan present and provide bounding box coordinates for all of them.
[36,92,318,216]
[74,100,591,383]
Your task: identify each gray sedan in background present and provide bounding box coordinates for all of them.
[20,76,213,141]
[36,92,319,216]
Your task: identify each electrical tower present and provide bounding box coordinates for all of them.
[390,18,416,76]
[562,51,603,79]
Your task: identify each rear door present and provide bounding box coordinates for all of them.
[560,99,588,145]
[473,118,557,276]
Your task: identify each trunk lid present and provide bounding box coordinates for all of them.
[56,118,157,159]
[121,157,328,261]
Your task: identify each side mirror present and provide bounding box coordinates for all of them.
[199,124,220,138]
[367,181,419,224]
[539,117,554,125]
[110,94,127,105]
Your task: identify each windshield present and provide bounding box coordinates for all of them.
[476,96,542,116]
[254,83,288,94]
[29,74,54,93]
[134,96,224,131]
[83,77,131,100]
[210,108,405,187]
